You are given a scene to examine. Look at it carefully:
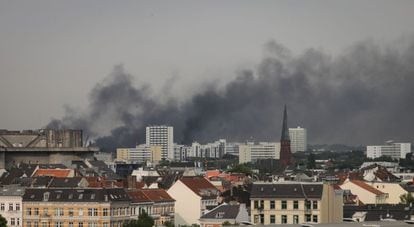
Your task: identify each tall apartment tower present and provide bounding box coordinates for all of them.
[279,105,292,166]
[289,126,307,153]
[146,126,174,160]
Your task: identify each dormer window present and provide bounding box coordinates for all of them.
[43,192,50,201]
[79,194,83,199]
[216,212,225,218]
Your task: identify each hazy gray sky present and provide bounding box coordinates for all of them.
[1,0,414,131]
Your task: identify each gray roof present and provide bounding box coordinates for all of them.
[251,183,323,199]
[201,204,240,219]
[48,177,84,188]
[23,188,130,202]
[0,185,25,196]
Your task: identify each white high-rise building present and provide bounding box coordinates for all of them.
[146,126,174,160]
[366,142,411,159]
[289,127,307,153]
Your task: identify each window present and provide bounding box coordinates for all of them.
[88,222,97,227]
[34,221,38,227]
[27,208,32,216]
[312,201,318,209]
[55,222,63,227]
[17,218,20,226]
[103,223,109,227]
[270,215,275,224]
[254,215,259,224]
[313,215,318,223]
[79,222,83,227]
[69,208,74,217]
[78,208,83,216]
[0,203,3,211]
[293,215,299,224]
[94,208,98,216]
[305,200,311,210]
[44,208,48,215]
[16,203,20,211]
[270,200,275,209]
[254,200,258,209]
[281,215,287,224]
[103,208,108,216]
[69,222,73,227]
[27,221,31,227]
[281,200,287,209]
[305,214,311,222]
[55,208,64,216]
[260,200,264,209]
[8,203,13,211]
[259,214,264,224]
[11,218,15,225]
[88,208,93,216]
[293,200,299,209]
[34,208,39,216]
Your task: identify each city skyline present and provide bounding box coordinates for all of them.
[1,1,414,147]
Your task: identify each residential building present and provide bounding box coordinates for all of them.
[366,142,411,159]
[225,143,241,157]
[168,176,219,226]
[339,179,388,204]
[289,127,307,153]
[22,188,131,227]
[141,189,175,226]
[189,140,226,159]
[0,185,25,227]
[146,126,174,160]
[116,145,162,164]
[238,142,280,164]
[199,203,249,227]
[250,182,343,225]
[173,144,191,161]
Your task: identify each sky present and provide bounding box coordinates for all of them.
[1,1,414,146]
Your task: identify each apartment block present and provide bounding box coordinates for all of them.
[146,126,174,160]
[250,182,343,225]
[238,142,280,164]
[289,127,307,153]
[116,145,162,164]
[367,142,411,159]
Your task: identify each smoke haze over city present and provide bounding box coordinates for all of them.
[48,38,414,150]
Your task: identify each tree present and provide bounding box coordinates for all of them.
[164,221,174,227]
[123,211,154,227]
[228,163,252,175]
[0,214,6,227]
[306,153,316,169]
[400,193,414,205]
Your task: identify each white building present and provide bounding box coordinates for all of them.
[189,140,226,159]
[0,185,24,227]
[289,127,307,153]
[146,126,174,160]
[174,144,192,161]
[366,142,411,159]
[225,142,241,157]
[168,177,219,226]
[239,142,280,164]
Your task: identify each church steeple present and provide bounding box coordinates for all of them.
[281,105,290,141]
[280,104,292,166]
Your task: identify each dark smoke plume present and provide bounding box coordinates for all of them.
[48,38,414,151]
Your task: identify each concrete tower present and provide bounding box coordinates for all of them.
[280,105,292,166]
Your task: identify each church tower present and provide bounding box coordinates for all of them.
[280,105,292,166]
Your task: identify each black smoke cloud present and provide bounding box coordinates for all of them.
[48,39,414,151]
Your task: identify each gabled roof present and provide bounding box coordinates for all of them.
[33,169,71,178]
[142,189,175,202]
[127,190,152,204]
[251,183,323,199]
[180,177,218,199]
[349,180,385,195]
[200,204,240,220]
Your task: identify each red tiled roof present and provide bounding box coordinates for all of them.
[350,180,385,195]
[142,189,175,202]
[180,177,217,197]
[128,190,152,203]
[33,169,71,178]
